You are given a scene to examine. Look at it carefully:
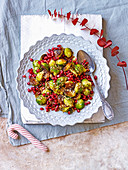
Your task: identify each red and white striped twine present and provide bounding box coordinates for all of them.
[8,124,48,152]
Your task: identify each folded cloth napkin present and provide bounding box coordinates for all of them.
[20,14,105,124]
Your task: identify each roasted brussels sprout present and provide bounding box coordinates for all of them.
[64,63,72,71]
[65,81,74,89]
[56,59,67,66]
[41,62,49,71]
[82,79,92,87]
[56,77,66,86]
[36,95,47,105]
[64,48,73,58]
[54,49,63,58]
[64,90,76,97]
[64,97,74,107]
[33,60,41,68]
[75,64,86,75]
[83,88,90,96]
[74,83,83,93]
[49,59,56,67]
[50,66,60,76]
[75,99,84,109]
[36,71,44,82]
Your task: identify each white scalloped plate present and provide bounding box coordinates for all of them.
[17,33,110,126]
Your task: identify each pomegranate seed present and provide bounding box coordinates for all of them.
[75,100,77,103]
[46,78,49,81]
[76,61,78,64]
[36,69,40,73]
[46,109,49,112]
[94,75,97,80]
[38,92,41,95]
[68,111,71,114]
[33,91,36,94]
[27,82,30,85]
[51,108,54,111]
[48,49,51,52]
[28,88,31,92]
[57,44,61,47]
[22,75,26,78]
[36,88,38,91]
[77,109,80,113]
[34,74,37,78]
[90,91,94,94]
[74,108,77,110]
[47,92,50,95]
[83,59,86,63]
[38,61,41,65]
[89,97,93,100]
[85,62,89,65]
[31,87,33,90]
[40,107,44,111]
[43,93,45,96]
[53,80,56,83]
[30,58,33,62]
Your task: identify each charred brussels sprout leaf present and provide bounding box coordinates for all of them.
[33,60,41,68]
[41,89,51,95]
[62,106,70,112]
[41,63,49,71]
[49,59,56,67]
[49,80,55,90]
[64,63,72,71]
[36,71,44,82]
[36,95,47,105]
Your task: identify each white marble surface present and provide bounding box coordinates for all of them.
[1,117,128,170]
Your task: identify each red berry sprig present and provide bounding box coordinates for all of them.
[47,9,128,90]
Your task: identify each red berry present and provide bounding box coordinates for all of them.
[94,75,97,80]
[40,107,44,111]
[68,111,71,114]
[90,91,94,94]
[57,44,61,47]
[89,97,93,100]
[77,109,80,113]
[22,75,26,78]
[30,58,33,62]
[36,69,40,73]
[38,61,41,65]
[28,88,31,92]
[27,82,30,85]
